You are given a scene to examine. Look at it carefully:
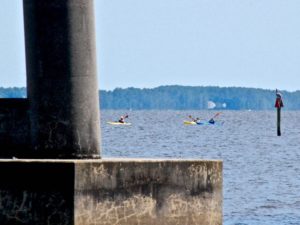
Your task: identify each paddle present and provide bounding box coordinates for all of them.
[212,112,221,119]
[208,112,221,124]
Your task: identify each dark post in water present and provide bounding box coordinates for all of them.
[275,89,283,136]
[23,0,101,158]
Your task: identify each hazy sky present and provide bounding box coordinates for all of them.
[0,0,300,91]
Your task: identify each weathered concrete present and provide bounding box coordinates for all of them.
[0,99,30,157]
[0,159,222,225]
[23,0,100,158]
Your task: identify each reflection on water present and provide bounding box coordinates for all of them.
[101,110,300,225]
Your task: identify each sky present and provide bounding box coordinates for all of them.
[0,0,300,91]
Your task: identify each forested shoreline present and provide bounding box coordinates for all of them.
[100,86,300,110]
[1,86,300,110]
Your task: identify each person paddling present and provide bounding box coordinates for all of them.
[188,115,200,123]
[118,114,128,123]
[208,112,221,124]
[208,118,215,124]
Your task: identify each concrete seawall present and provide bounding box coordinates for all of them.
[0,159,222,225]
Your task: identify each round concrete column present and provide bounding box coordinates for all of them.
[23,0,101,158]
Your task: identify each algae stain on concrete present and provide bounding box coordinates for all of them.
[75,160,222,225]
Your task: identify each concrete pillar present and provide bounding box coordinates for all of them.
[23,0,101,158]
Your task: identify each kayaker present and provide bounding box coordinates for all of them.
[208,112,222,124]
[188,115,200,123]
[118,114,128,123]
[208,118,215,124]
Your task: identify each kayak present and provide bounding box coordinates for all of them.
[184,121,197,125]
[184,121,222,126]
[196,122,215,125]
[197,121,223,126]
[107,121,131,126]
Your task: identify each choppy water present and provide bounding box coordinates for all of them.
[100,110,300,225]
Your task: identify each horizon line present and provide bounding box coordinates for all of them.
[1,85,299,93]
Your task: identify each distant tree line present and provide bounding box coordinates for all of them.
[0,87,26,98]
[1,86,300,110]
[100,86,300,110]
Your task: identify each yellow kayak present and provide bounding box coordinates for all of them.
[107,121,131,126]
[183,121,197,125]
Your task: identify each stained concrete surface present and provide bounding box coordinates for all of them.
[0,159,222,225]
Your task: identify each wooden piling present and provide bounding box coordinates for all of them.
[275,89,283,136]
[277,107,281,136]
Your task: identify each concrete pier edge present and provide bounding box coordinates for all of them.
[0,158,222,225]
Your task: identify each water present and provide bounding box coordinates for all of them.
[101,110,300,225]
